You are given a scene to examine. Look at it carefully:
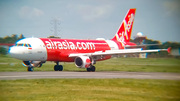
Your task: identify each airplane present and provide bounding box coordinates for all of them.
[9,8,171,72]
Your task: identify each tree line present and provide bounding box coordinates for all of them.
[0,34,25,43]
[0,34,25,55]
[144,39,180,49]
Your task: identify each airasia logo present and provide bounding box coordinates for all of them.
[116,13,134,46]
[45,39,95,50]
[122,13,134,40]
[125,13,134,33]
[116,32,126,46]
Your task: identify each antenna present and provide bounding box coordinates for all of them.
[50,17,61,37]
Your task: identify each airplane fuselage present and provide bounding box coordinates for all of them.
[10,38,125,62]
[41,38,125,62]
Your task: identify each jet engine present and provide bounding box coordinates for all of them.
[22,61,45,67]
[74,56,91,68]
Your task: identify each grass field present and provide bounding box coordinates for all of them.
[0,55,180,72]
[0,78,180,101]
[0,55,180,101]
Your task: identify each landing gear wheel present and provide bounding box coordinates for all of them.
[91,66,95,72]
[58,65,63,71]
[87,66,96,72]
[87,68,91,72]
[27,67,34,72]
[54,65,58,71]
[54,65,63,71]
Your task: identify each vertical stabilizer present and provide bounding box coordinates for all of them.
[111,8,136,45]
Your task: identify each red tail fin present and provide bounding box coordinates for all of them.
[111,8,136,44]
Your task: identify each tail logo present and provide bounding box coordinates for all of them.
[125,14,135,33]
[116,13,135,46]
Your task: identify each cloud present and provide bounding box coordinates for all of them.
[19,6,44,19]
[163,0,180,16]
[68,4,113,21]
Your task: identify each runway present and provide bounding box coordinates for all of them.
[0,71,180,80]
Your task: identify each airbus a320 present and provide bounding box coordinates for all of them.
[9,8,170,72]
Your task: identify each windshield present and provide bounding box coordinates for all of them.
[15,43,32,47]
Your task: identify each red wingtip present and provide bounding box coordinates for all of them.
[167,47,171,53]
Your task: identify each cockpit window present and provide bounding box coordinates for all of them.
[27,44,31,47]
[15,43,32,47]
[16,44,23,46]
[24,44,28,47]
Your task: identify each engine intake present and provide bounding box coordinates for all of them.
[74,56,91,68]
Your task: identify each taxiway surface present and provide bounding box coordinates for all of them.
[0,71,180,80]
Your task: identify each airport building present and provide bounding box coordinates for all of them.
[171,48,180,56]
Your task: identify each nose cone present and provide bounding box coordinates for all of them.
[9,47,22,59]
[8,46,24,60]
[9,46,33,61]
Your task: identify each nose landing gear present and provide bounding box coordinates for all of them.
[27,66,34,72]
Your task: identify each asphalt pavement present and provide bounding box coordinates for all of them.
[0,71,180,80]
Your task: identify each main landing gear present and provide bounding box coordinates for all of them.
[54,62,63,71]
[86,65,96,72]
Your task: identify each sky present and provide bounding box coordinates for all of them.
[0,0,180,42]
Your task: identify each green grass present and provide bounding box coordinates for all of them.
[0,79,180,101]
[0,55,180,100]
[0,55,180,72]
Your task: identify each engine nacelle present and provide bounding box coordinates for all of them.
[74,56,91,68]
[22,61,45,67]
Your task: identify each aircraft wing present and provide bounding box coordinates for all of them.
[125,44,161,48]
[69,47,171,57]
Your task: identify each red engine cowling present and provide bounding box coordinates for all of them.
[74,56,91,68]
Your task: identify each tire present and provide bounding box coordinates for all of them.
[86,66,96,72]
[54,65,58,71]
[54,65,63,71]
[91,66,96,72]
[27,67,34,72]
[87,68,91,72]
[58,65,63,71]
